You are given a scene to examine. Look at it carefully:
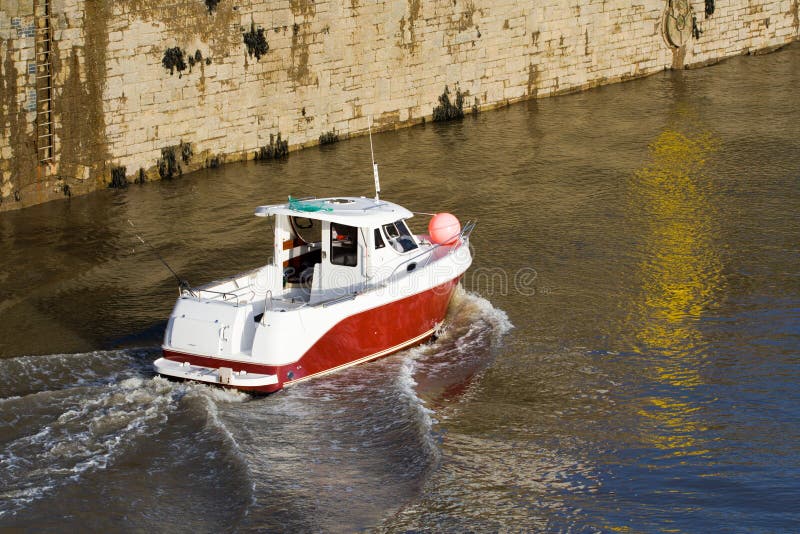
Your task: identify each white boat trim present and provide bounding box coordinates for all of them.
[153,357,279,387]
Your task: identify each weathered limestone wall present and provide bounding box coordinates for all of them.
[1,0,798,211]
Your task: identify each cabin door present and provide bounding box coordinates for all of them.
[311,222,365,302]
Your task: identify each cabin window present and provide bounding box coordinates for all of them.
[285,216,322,285]
[374,228,385,249]
[382,219,418,253]
[330,223,358,267]
[290,216,321,245]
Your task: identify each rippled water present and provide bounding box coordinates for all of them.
[1,44,799,531]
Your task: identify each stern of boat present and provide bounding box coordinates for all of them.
[154,357,281,393]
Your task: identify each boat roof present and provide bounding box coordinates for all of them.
[254,196,414,227]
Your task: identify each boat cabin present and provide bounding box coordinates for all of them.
[255,197,422,304]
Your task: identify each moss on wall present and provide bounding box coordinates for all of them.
[162,47,188,75]
[432,85,465,122]
[243,23,269,60]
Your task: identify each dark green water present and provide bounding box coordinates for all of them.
[1,44,799,531]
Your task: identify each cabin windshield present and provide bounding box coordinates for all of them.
[383,219,418,253]
[374,228,386,249]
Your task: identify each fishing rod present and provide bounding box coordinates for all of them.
[128,220,191,292]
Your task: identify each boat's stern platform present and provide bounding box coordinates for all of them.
[153,357,279,392]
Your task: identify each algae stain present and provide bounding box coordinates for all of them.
[409,0,421,29]
[671,45,687,70]
[123,0,238,58]
[1,38,36,203]
[54,2,114,185]
[585,28,591,55]
[197,61,207,104]
[527,62,539,97]
[57,0,112,186]
[57,50,93,179]
[289,23,315,86]
[457,1,476,32]
[0,39,9,141]
[0,39,12,145]
[290,0,316,17]
[401,0,422,52]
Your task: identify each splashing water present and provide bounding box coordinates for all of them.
[0,350,249,519]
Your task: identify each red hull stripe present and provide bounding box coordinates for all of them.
[162,348,271,372]
[283,327,435,387]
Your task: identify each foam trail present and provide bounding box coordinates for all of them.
[183,384,250,456]
[0,357,249,518]
[395,355,441,464]
[0,349,154,399]
[0,376,175,516]
[392,288,513,462]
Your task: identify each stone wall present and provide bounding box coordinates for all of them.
[1,0,798,211]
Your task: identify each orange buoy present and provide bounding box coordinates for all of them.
[428,212,461,245]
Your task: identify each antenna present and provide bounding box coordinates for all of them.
[368,117,380,201]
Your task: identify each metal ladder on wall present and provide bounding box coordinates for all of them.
[34,0,53,164]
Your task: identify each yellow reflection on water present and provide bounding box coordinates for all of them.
[628,125,723,457]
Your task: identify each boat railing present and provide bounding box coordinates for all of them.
[182,287,241,306]
[383,220,476,285]
[319,292,358,308]
[301,223,475,309]
[310,223,474,308]
[181,265,273,306]
[260,291,273,323]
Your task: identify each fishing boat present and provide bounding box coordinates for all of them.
[153,193,474,393]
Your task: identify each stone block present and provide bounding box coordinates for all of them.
[153,91,170,105]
